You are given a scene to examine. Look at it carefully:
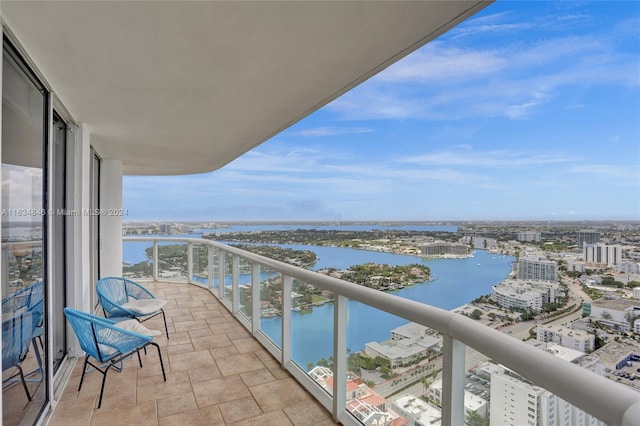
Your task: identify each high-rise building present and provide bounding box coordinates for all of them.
[421,242,469,256]
[577,230,601,247]
[517,257,558,282]
[158,223,172,234]
[584,243,622,267]
[517,231,541,242]
[485,363,605,426]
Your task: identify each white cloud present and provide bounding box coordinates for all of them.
[289,127,373,137]
[569,164,640,185]
[327,25,638,121]
[505,91,552,119]
[396,148,573,169]
[374,42,507,83]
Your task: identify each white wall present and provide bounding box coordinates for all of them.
[99,159,123,278]
[66,123,92,331]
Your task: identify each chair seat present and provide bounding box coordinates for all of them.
[121,298,167,315]
[116,319,161,337]
[97,343,119,359]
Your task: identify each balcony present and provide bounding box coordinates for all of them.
[51,237,640,425]
[48,280,335,425]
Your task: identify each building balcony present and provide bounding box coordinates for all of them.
[44,237,639,426]
[47,280,335,425]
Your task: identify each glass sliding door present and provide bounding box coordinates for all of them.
[89,149,100,312]
[1,42,48,426]
[51,112,67,372]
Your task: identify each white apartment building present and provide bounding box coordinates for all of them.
[487,363,551,426]
[391,322,439,343]
[491,285,543,310]
[567,260,587,273]
[517,257,558,282]
[518,231,542,242]
[491,279,561,311]
[485,363,605,426]
[365,322,440,369]
[427,379,488,419]
[619,262,640,275]
[584,244,622,267]
[536,324,595,353]
[470,236,498,250]
[590,298,640,332]
[633,288,640,300]
[390,395,441,426]
[364,340,428,369]
[421,242,470,256]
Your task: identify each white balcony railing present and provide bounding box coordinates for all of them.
[123,237,640,425]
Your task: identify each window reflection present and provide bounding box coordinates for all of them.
[2,49,47,426]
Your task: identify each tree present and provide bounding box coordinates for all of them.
[466,410,489,426]
[519,308,535,321]
[470,309,483,320]
[625,311,639,328]
[601,311,612,320]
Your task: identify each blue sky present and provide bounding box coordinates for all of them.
[124,1,640,222]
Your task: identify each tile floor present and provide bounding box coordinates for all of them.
[48,281,337,425]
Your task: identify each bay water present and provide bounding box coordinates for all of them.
[257,246,513,369]
[124,236,514,369]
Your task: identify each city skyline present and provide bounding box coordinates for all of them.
[124,1,640,222]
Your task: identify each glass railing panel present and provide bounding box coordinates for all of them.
[291,282,335,392]
[237,256,253,320]
[344,301,439,425]
[157,242,188,282]
[258,267,283,347]
[210,246,220,291]
[191,243,209,286]
[222,252,233,302]
[122,239,153,279]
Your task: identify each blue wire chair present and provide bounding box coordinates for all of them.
[97,277,169,339]
[2,311,36,401]
[1,284,33,313]
[64,307,166,408]
[2,281,44,381]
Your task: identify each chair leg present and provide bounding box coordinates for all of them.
[15,365,32,401]
[97,364,114,409]
[150,342,167,382]
[161,309,169,339]
[78,355,90,392]
[26,337,44,382]
[136,350,143,368]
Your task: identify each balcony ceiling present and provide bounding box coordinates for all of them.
[2,1,490,175]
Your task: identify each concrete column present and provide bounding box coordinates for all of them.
[100,159,123,277]
[67,123,92,315]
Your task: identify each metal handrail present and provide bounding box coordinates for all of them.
[123,236,640,425]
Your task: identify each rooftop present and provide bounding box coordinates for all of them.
[592,298,639,311]
[537,324,592,340]
[48,281,336,426]
[592,342,639,369]
[525,341,588,363]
